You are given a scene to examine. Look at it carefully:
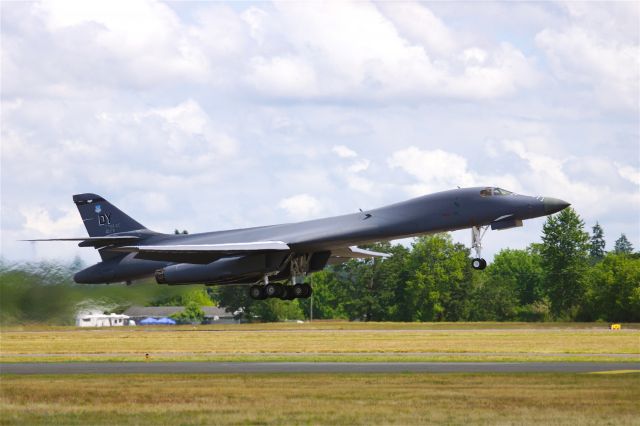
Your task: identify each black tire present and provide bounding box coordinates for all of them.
[301,283,312,298]
[472,258,487,270]
[283,286,296,300]
[293,284,306,298]
[265,283,283,298]
[249,285,266,300]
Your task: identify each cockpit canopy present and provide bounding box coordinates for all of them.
[480,187,514,197]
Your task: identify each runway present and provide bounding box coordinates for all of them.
[2,362,638,375]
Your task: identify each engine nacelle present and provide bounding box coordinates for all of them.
[155,253,288,285]
[74,253,170,284]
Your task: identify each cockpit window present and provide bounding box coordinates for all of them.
[494,188,513,196]
[480,188,493,197]
[480,187,514,197]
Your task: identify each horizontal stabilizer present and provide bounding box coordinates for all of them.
[22,236,140,248]
[111,241,291,264]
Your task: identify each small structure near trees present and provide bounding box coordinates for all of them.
[123,306,238,324]
[75,310,134,327]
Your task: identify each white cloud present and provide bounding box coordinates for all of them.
[501,140,639,217]
[243,2,537,101]
[2,1,212,98]
[617,164,640,186]
[247,56,318,98]
[1,1,638,263]
[388,147,477,194]
[278,194,322,220]
[535,3,640,110]
[379,1,456,55]
[148,99,236,158]
[346,175,374,194]
[332,145,358,158]
[347,159,370,173]
[331,146,374,193]
[20,206,83,237]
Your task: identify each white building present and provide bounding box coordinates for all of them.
[75,310,134,327]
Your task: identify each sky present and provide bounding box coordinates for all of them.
[1,1,639,266]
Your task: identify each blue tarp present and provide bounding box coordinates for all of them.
[139,317,176,325]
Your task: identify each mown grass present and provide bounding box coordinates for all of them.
[1,322,638,363]
[4,320,639,332]
[1,373,639,425]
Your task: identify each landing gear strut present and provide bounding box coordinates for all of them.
[471,225,488,270]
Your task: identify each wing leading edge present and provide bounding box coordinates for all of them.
[22,236,140,248]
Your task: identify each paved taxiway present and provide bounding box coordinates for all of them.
[2,362,638,375]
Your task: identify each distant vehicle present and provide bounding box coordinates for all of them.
[28,187,569,301]
[75,312,133,327]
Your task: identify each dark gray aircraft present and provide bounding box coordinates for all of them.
[28,187,569,300]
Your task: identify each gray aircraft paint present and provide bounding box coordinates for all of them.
[29,187,569,287]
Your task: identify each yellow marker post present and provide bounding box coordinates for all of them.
[610,323,621,330]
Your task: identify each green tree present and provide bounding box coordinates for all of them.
[468,248,546,321]
[212,285,257,321]
[468,271,519,321]
[213,285,305,322]
[614,234,634,254]
[0,260,207,325]
[333,242,410,321]
[300,270,348,320]
[170,301,205,324]
[540,208,590,318]
[402,234,471,322]
[251,298,304,322]
[488,248,544,306]
[589,222,606,260]
[153,287,214,307]
[582,253,640,322]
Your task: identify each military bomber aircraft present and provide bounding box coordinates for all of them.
[27,187,569,300]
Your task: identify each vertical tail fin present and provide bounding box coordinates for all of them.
[73,193,147,237]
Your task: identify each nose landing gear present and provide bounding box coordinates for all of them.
[471,225,489,270]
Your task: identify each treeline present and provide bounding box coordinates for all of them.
[2,208,638,325]
[216,208,639,323]
[0,260,213,325]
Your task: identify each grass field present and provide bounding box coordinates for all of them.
[1,373,639,425]
[1,322,638,363]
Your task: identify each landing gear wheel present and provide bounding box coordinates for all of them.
[265,283,284,298]
[280,286,296,301]
[471,258,487,270]
[301,283,312,298]
[293,284,306,298]
[249,285,267,300]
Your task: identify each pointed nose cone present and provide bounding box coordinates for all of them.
[544,197,571,215]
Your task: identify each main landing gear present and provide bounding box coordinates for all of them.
[471,225,488,270]
[249,282,312,300]
[249,275,313,300]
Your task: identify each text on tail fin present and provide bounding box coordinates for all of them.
[73,193,147,237]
